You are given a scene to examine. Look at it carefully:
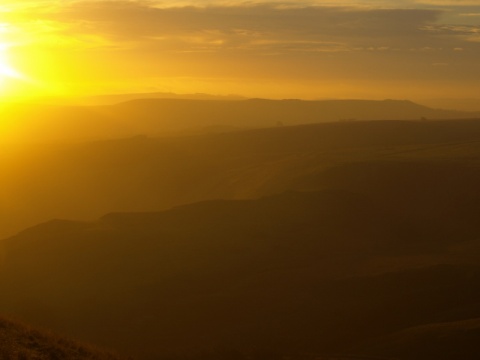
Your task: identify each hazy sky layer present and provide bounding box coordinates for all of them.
[1,0,479,99]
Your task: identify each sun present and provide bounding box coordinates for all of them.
[0,43,23,92]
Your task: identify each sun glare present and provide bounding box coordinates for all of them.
[0,43,24,93]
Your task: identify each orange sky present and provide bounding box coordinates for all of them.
[1,0,479,101]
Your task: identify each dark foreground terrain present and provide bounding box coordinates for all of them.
[2,117,480,359]
[0,316,125,360]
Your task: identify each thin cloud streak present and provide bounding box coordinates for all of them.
[42,3,443,48]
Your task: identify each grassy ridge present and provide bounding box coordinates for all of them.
[0,316,127,360]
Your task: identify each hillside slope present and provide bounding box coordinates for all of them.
[0,316,125,360]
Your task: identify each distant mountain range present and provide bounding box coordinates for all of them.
[1,98,479,143]
[31,92,247,106]
[82,92,247,105]
[26,92,480,112]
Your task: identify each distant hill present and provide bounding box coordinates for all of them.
[78,92,247,105]
[1,98,479,143]
[0,316,125,360]
[418,98,480,112]
[27,92,247,106]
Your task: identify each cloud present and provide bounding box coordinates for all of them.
[3,0,480,99]
[7,1,480,55]
[415,0,480,5]
[31,1,443,55]
[422,23,480,43]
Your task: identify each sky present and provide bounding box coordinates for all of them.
[0,0,479,100]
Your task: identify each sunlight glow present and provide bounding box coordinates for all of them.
[0,43,26,95]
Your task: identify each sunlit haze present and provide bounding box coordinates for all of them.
[0,0,479,101]
[0,43,23,91]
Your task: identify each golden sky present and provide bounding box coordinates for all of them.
[0,0,479,100]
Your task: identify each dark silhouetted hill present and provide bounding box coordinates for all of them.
[357,316,480,360]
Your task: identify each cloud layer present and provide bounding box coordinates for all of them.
[1,0,479,99]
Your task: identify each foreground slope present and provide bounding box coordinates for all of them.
[0,316,125,360]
